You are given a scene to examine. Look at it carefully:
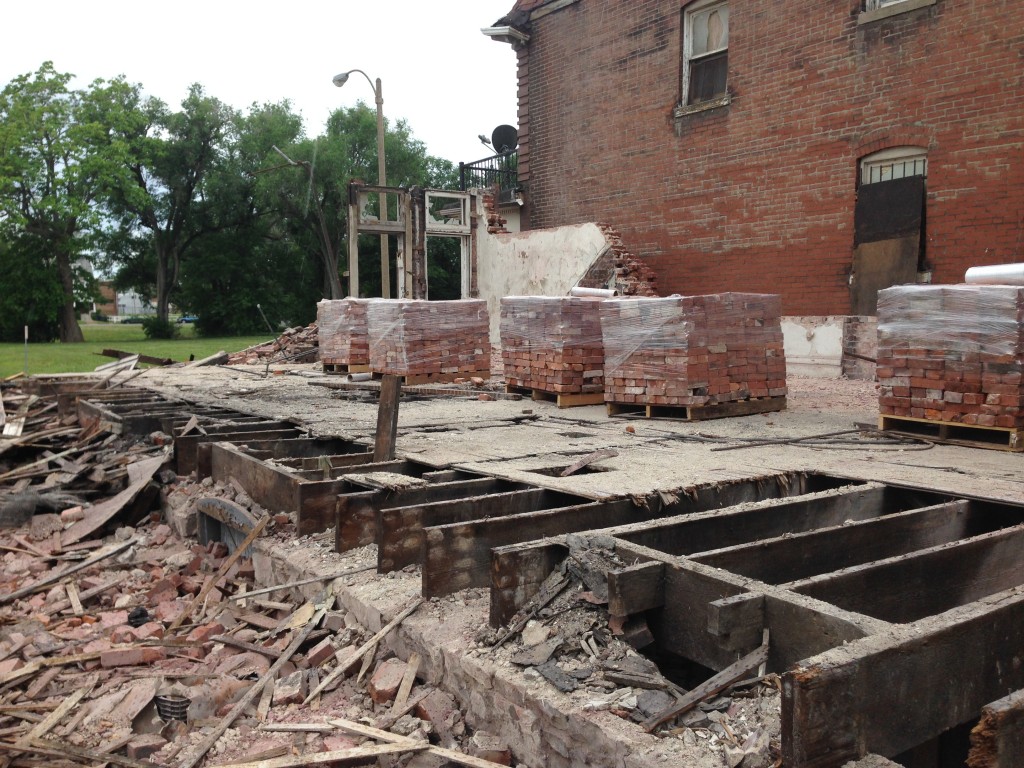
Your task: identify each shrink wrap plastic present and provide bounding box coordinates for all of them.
[876,285,1024,427]
[367,299,490,377]
[600,294,787,406]
[500,296,606,394]
[317,299,372,365]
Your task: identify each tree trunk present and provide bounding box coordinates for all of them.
[155,241,172,322]
[55,249,84,343]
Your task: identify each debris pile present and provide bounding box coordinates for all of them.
[500,296,606,395]
[0,380,517,768]
[226,324,319,366]
[482,537,781,768]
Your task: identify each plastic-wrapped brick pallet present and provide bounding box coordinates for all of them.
[500,296,606,394]
[317,299,372,366]
[367,299,490,378]
[877,284,1024,428]
[600,294,787,406]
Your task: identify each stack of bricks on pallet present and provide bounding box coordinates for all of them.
[367,299,490,378]
[500,296,605,394]
[877,284,1024,428]
[317,298,371,366]
[600,294,787,406]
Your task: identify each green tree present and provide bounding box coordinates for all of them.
[0,62,113,342]
[96,83,238,322]
[258,103,456,300]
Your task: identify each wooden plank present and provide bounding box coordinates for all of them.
[643,642,769,731]
[100,348,175,366]
[335,477,516,553]
[373,374,401,462]
[211,742,421,768]
[393,652,420,711]
[879,414,1024,452]
[790,523,1024,624]
[186,350,229,367]
[694,499,976,584]
[179,606,327,768]
[607,561,665,617]
[0,540,135,606]
[177,426,300,475]
[782,586,1024,766]
[969,688,1024,768]
[61,456,164,545]
[708,593,765,651]
[490,540,570,627]
[378,489,581,573]
[304,599,422,703]
[167,514,270,632]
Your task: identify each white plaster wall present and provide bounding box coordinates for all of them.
[782,316,845,378]
[476,217,609,342]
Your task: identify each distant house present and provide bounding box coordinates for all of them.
[486,0,1024,315]
[95,282,156,319]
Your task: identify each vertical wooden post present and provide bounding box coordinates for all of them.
[374,374,401,462]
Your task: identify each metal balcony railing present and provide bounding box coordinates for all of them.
[459,151,518,203]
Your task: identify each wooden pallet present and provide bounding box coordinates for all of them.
[372,371,491,387]
[506,385,605,409]
[878,415,1024,452]
[607,396,787,421]
[322,361,370,375]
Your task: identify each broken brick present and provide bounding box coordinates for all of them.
[127,734,167,760]
[368,657,408,705]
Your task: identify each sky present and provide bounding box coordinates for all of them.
[1,0,520,164]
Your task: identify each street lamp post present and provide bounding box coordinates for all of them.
[333,69,390,299]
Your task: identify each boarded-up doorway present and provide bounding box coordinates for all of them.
[850,148,927,315]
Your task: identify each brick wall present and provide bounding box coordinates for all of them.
[512,0,1024,315]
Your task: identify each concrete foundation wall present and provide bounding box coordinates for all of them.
[783,317,846,378]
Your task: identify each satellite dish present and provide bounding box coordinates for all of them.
[491,125,518,153]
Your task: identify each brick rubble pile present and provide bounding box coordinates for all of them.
[877,284,1024,427]
[367,299,491,379]
[317,299,371,366]
[500,296,605,394]
[601,293,787,406]
[227,323,318,365]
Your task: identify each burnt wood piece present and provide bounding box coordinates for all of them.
[197,442,370,480]
[613,484,940,556]
[175,423,301,475]
[693,499,985,584]
[378,489,585,574]
[57,387,152,417]
[969,688,1024,768]
[374,374,401,462]
[100,348,176,367]
[613,539,892,673]
[789,523,1024,624]
[707,593,764,652]
[209,443,429,535]
[335,477,521,553]
[420,498,634,599]
[490,540,570,627]
[608,561,666,617]
[782,586,1024,766]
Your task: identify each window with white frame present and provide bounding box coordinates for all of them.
[865,0,910,8]
[682,0,729,106]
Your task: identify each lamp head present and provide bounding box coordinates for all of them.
[332,72,351,88]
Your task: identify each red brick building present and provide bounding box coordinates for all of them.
[489,0,1024,315]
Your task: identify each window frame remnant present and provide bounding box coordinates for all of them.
[681,0,729,109]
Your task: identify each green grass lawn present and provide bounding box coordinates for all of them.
[0,323,275,377]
